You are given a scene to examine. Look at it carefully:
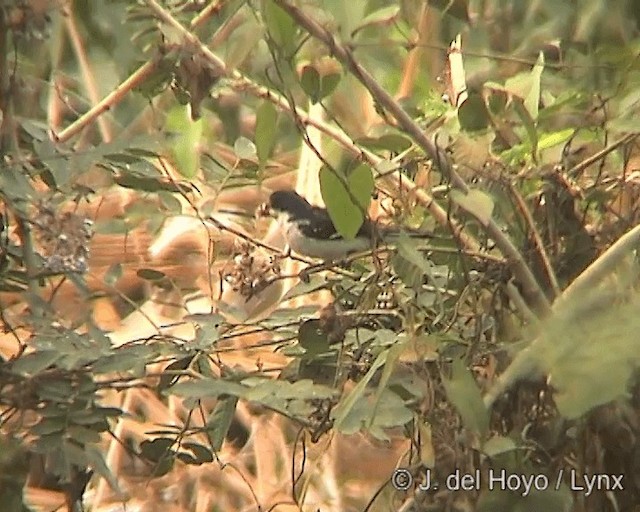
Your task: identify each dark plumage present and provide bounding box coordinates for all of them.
[268,190,374,241]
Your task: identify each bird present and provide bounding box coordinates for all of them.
[266,190,430,260]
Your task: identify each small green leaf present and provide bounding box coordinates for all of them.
[136,268,166,281]
[140,438,175,469]
[233,136,257,160]
[450,189,494,225]
[418,422,436,468]
[11,350,61,375]
[85,445,122,495]
[368,337,405,428]
[281,275,327,301]
[31,418,66,436]
[333,349,389,431]
[524,52,544,121]
[255,101,278,165]
[181,442,214,464]
[169,379,247,398]
[298,319,330,357]
[319,168,363,240]
[103,263,122,286]
[300,65,321,103]
[352,5,400,35]
[538,128,574,150]
[66,425,102,444]
[319,164,374,239]
[158,356,194,392]
[207,396,238,452]
[482,435,517,458]
[348,163,375,210]
[442,358,489,438]
[357,133,412,152]
[319,71,341,99]
[166,106,202,178]
[262,0,297,50]
[458,93,490,132]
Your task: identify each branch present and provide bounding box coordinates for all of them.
[53,57,162,144]
[62,3,113,142]
[484,223,640,408]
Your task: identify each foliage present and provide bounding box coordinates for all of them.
[0,0,639,511]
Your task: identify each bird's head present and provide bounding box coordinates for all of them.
[266,190,313,220]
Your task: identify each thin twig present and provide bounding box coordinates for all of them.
[557,223,640,308]
[566,133,637,179]
[62,3,113,142]
[54,57,162,143]
[508,181,560,298]
[55,0,222,144]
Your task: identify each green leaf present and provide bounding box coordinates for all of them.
[458,93,490,132]
[482,435,517,458]
[166,106,203,178]
[11,350,61,375]
[31,418,66,436]
[352,5,400,35]
[538,128,574,151]
[300,65,321,104]
[281,275,327,301]
[442,358,489,438]
[333,349,389,431]
[319,164,374,239]
[207,396,238,452]
[524,52,544,121]
[158,356,194,392]
[169,379,247,398]
[534,291,640,419]
[255,101,278,166]
[140,438,175,463]
[181,442,214,464]
[348,163,375,210]
[392,235,433,287]
[336,388,413,440]
[136,268,166,281]
[319,71,341,100]
[499,51,544,121]
[367,337,405,428]
[298,319,330,357]
[262,0,297,51]
[103,263,122,286]
[450,189,494,226]
[233,136,257,160]
[513,99,538,157]
[92,345,156,374]
[319,168,362,239]
[66,425,102,444]
[418,422,436,468]
[243,378,334,402]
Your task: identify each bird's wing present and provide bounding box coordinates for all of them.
[301,206,377,240]
[299,206,342,239]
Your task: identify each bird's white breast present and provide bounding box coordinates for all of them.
[278,214,371,259]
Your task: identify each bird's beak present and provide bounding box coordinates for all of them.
[256,201,273,219]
